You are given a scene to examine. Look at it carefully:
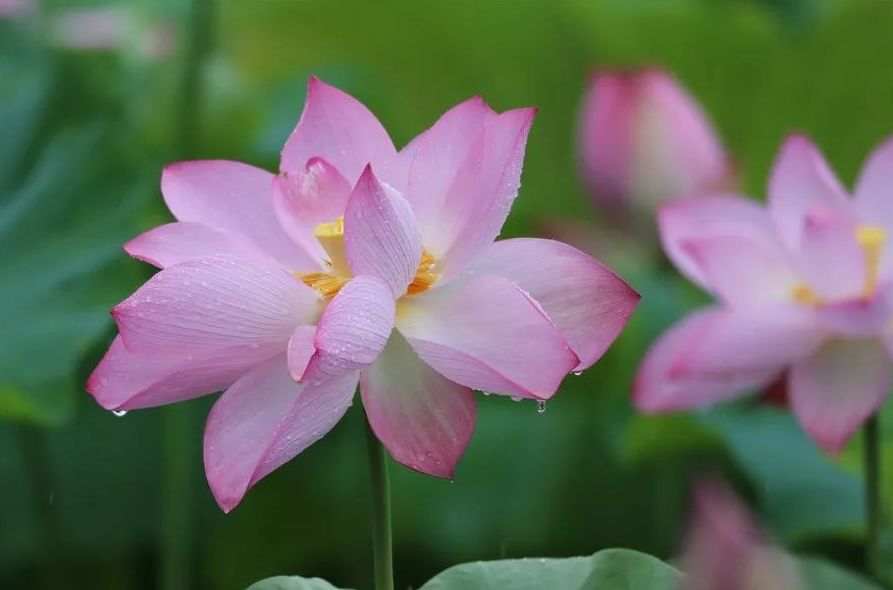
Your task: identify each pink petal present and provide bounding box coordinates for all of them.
[816,295,890,337]
[114,256,320,354]
[679,232,799,306]
[796,210,864,301]
[854,136,893,227]
[87,335,279,411]
[789,339,890,453]
[854,136,893,280]
[468,238,639,371]
[315,275,395,374]
[767,135,851,250]
[203,354,358,512]
[279,77,396,185]
[161,160,319,271]
[659,195,779,293]
[287,325,318,381]
[578,72,637,207]
[634,309,778,412]
[272,157,350,263]
[123,222,267,268]
[397,275,578,400]
[361,333,476,478]
[344,167,422,297]
[404,100,536,278]
[668,305,822,377]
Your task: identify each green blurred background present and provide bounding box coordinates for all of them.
[2,0,893,588]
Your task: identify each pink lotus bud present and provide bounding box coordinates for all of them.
[578,68,734,220]
[684,481,803,590]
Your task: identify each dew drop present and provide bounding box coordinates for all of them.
[112,410,128,417]
[511,396,522,402]
[572,370,583,377]
[481,391,492,396]
[536,400,547,414]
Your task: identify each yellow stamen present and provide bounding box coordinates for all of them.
[857,224,886,296]
[407,251,440,295]
[791,283,821,306]
[295,271,348,299]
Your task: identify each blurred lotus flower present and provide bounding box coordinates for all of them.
[51,6,176,58]
[684,481,803,590]
[578,68,734,223]
[88,78,639,511]
[0,0,33,19]
[635,134,893,453]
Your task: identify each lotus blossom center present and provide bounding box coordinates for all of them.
[791,224,886,305]
[295,217,440,299]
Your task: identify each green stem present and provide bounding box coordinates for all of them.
[864,414,881,580]
[159,2,215,590]
[365,423,394,590]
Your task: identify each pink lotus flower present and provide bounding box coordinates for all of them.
[578,68,734,219]
[635,134,893,453]
[684,481,802,590]
[88,78,639,512]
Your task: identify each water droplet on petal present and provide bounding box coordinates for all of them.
[481,391,491,396]
[112,410,128,417]
[536,400,547,414]
[511,396,522,402]
[572,370,583,377]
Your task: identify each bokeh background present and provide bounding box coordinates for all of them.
[2,0,893,588]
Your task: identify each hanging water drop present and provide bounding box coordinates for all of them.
[511,396,522,402]
[112,410,128,417]
[572,370,583,377]
[536,400,546,414]
[481,390,492,396]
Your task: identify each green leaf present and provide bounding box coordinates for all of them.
[245,576,353,590]
[419,549,680,590]
[797,556,884,589]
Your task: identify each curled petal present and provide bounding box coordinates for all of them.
[361,333,476,478]
[113,255,321,354]
[468,238,639,370]
[315,275,395,375]
[280,77,396,184]
[397,275,578,400]
[789,339,890,453]
[203,354,359,512]
[287,325,318,381]
[161,160,319,271]
[344,167,422,297]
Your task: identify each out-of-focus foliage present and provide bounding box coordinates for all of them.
[2,0,892,589]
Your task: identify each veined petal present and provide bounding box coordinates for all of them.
[634,309,778,412]
[272,157,350,262]
[767,135,851,250]
[287,325,318,381]
[679,232,800,306]
[114,256,321,354]
[344,167,422,297]
[467,238,639,371]
[405,100,536,278]
[361,333,476,478]
[796,210,864,301]
[87,335,280,411]
[124,222,268,268]
[279,77,396,185]
[397,275,578,400]
[315,276,395,374]
[659,195,779,293]
[668,305,822,377]
[203,354,358,512]
[161,160,319,271]
[789,339,890,453]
